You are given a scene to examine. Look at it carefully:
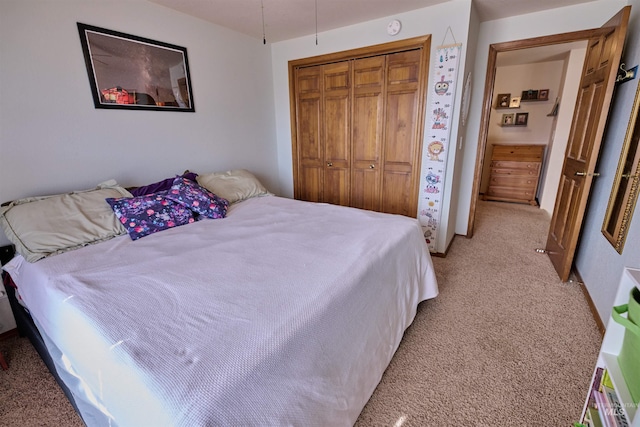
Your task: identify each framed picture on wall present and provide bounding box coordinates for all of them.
[509,96,521,108]
[522,90,539,101]
[515,112,529,126]
[502,113,515,125]
[496,93,511,108]
[77,22,195,112]
[538,89,549,101]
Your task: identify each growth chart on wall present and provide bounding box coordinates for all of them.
[418,42,462,252]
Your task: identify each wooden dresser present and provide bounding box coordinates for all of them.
[484,144,545,205]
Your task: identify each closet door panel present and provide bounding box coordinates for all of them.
[323,62,351,206]
[299,168,322,202]
[351,56,385,211]
[384,91,418,165]
[295,66,323,202]
[382,171,413,216]
[381,49,422,216]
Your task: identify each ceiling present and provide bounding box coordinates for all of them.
[148,0,600,43]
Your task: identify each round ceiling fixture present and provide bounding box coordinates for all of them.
[387,19,402,36]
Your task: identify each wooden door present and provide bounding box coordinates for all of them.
[546,7,630,281]
[294,66,323,202]
[323,62,351,206]
[293,62,350,205]
[290,36,430,217]
[381,49,423,216]
[351,56,386,211]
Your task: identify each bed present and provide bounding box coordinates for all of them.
[0,170,438,426]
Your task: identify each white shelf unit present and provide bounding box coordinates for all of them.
[581,267,640,426]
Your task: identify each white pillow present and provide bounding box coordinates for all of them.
[196,169,270,204]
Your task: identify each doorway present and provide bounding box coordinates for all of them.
[467,7,630,282]
[467,26,621,237]
[479,41,588,214]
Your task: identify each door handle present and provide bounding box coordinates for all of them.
[369,164,375,169]
[575,171,600,177]
[327,161,333,167]
[622,173,639,179]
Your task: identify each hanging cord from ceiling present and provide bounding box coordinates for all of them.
[260,0,318,46]
[261,0,266,44]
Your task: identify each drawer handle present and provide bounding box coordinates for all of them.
[575,171,600,177]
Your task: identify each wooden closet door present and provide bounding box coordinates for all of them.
[323,62,351,206]
[294,66,323,202]
[290,36,429,217]
[381,49,422,216]
[351,56,385,211]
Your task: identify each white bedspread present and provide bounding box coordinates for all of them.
[4,196,438,426]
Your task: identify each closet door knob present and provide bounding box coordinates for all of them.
[369,164,375,169]
[327,161,333,167]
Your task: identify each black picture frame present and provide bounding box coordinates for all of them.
[77,23,195,112]
[521,90,538,101]
[496,93,511,108]
[515,112,529,126]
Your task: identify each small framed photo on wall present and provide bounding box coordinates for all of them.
[538,89,549,101]
[502,113,515,125]
[521,89,539,101]
[496,93,511,108]
[515,112,529,126]
[509,96,521,108]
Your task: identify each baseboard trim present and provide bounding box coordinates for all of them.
[0,328,18,341]
[572,269,605,337]
[429,234,457,258]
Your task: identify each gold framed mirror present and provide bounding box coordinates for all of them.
[602,81,640,253]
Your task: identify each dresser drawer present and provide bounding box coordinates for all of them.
[489,175,538,188]
[486,185,536,201]
[492,145,544,162]
[490,166,539,177]
[490,160,541,172]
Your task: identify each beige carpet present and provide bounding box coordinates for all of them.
[0,200,602,426]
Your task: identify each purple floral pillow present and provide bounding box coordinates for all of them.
[106,192,195,240]
[165,177,229,219]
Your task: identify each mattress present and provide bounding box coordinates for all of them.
[3,196,438,426]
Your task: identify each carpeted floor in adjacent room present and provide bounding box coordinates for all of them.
[0,200,602,426]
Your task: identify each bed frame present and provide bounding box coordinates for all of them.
[0,244,81,416]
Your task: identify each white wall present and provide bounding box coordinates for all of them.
[0,0,279,246]
[271,0,473,253]
[457,0,628,236]
[443,2,481,252]
[575,0,640,322]
[538,47,586,213]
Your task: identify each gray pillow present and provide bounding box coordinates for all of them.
[196,169,271,204]
[0,180,131,262]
